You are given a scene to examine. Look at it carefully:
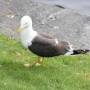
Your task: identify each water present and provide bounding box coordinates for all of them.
[34,0,90,16]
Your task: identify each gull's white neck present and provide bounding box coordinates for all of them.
[20,26,37,48]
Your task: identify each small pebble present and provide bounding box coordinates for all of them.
[48,15,56,20]
[6,14,15,19]
[53,26,59,29]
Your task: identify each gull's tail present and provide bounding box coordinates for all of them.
[65,42,90,55]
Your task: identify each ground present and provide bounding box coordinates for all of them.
[0,0,90,89]
[0,34,90,90]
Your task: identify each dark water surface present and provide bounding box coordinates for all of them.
[34,0,90,16]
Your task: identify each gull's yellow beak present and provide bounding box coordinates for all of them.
[16,27,23,32]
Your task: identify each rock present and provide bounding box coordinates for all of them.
[0,0,90,49]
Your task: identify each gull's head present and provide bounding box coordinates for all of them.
[20,15,32,29]
[18,16,37,48]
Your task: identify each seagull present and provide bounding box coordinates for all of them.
[17,15,89,67]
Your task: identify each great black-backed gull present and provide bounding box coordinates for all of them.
[17,15,89,67]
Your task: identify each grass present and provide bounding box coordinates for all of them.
[0,34,90,90]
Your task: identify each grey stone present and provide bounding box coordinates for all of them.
[0,0,90,49]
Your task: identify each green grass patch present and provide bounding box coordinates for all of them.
[0,34,90,90]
